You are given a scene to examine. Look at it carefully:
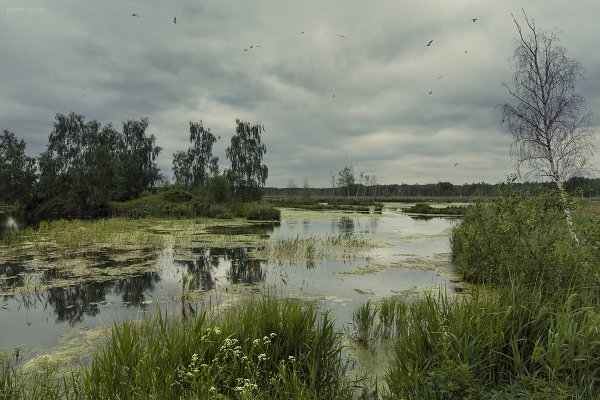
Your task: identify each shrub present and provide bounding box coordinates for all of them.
[450,183,598,296]
[160,187,193,203]
[244,203,281,221]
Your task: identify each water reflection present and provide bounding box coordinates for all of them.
[175,247,265,290]
[336,217,355,236]
[0,213,22,234]
[0,262,27,289]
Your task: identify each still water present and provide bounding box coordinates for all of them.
[0,208,458,359]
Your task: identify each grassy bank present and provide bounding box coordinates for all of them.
[402,202,467,216]
[339,187,600,398]
[110,189,280,221]
[1,296,354,399]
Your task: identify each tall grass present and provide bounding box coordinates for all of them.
[257,234,374,264]
[2,296,352,399]
[384,288,600,399]
[0,218,164,250]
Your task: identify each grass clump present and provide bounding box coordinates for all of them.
[255,234,374,264]
[383,288,600,399]
[2,297,352,399]
[86,296,350,399]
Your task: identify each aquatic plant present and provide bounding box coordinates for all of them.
[351,301,377,347]
[256,234,374,264]
[384,288,600,399]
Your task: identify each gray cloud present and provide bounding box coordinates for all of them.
[1,0,599,186]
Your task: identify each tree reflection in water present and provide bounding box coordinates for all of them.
[175,247,265,289]
[42,272,160,326]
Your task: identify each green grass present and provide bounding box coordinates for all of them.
[253,234,374,264]
[403,202,467,216]
[110,191,280,221]
[2,296,354,399]
[383,288,600,399]
[0,218,164,250]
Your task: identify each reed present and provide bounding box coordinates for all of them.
[384,288,600,399]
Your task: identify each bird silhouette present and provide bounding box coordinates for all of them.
[454,162,460,167]
[332,94,336,97]
[472,18,478,22]
[131,12,140,17]
[426,40,433,46]
[464,50,468,54]
[429,91,432,95]
[174,17,177,24]
[338,34,346,38]
[243,48,248,51]
[250,45,253,49]
[300,31,304,34]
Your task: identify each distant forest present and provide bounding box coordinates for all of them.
[265,177,600,199]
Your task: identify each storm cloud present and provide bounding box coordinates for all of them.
[2,0,599,186]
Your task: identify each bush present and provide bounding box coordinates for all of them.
[450,183,598,296]
[244,203,281,221]
[160,187,193,203]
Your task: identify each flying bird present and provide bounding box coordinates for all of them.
[131,12,140,17]
[454,162,460,167]
[243,48,248,51]
[464,50,468,54]
[300,31,304,34]
[332,94,336,97]
[429,91,432,95]
[472,18,478,22]
[426,40,433,46]
[338,34,346,38]
[174,17,177,24]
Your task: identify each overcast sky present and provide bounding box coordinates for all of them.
[2,0,599,187]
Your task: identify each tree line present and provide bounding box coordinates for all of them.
[0,113,268,220]
[266,173,600,199]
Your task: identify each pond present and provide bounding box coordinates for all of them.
[0,206,460,363]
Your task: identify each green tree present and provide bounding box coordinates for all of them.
[225,119,268,201]
[36,113,118,217]
[337,165,355,197]
[172,121,219,190]
[0,130,36,204]
[114,117,162,201]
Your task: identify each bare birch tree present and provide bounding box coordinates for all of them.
[501,11,596,245]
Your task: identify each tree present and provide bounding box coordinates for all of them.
[116,117,162,200]
[501,11,596,244]
[337,165,355,197]
[0,130,36,204]
[329,171,337,197]
[302,177,311,199]
[287,179,297,196]
[173,121,219,190]
[225,119,268,201]
[36,113,117,216]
